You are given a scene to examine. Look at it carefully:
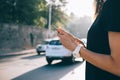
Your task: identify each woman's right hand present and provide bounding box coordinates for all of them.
[57,28,85,47]
[57,28,75,41]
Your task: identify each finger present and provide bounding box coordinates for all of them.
[74,38,86,47]
[57,33,64,41]
[58,35,65,45]
[57,28,75,41]
[57,28,68,35]
[58,28,75,39]
[57,32,62,38]
[65,33,75,41]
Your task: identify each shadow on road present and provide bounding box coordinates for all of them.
[12,61,83,80]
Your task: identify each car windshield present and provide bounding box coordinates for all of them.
[49,40,62,45]
[42,41,49,44]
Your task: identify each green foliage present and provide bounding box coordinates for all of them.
[0,0,43,25]
[0,0,68,28]
[45,0,68,28]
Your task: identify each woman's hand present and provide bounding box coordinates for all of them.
[74,38,86,47]
[57,28,75,41]
[57,28,85,51]
[58,33,77,51]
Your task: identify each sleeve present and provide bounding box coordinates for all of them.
[106,0,120,32]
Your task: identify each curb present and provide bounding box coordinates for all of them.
[0,49,36,57]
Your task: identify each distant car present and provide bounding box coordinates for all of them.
[36,40,50,55]
[45,39,75,65]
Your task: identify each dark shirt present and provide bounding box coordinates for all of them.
[86,0,120,80]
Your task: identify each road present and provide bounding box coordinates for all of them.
[0,53,86,80]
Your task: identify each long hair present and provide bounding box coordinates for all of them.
[94,0,104,17]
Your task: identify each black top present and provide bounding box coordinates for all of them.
[86,0,120,80]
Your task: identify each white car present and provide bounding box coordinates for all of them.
[36,44,47,55]
[36,40,51,55]
[45,39,75,65]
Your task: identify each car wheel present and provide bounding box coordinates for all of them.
[46,57,52,65]
[71,56,75,63]
[68,56,75,63]
[37,51,41,55]
[62,56,75,64]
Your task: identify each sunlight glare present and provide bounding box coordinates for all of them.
[65,0,94,17]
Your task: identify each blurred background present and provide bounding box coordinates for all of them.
[0,0,94,54]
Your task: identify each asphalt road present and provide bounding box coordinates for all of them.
[0,53,85,80]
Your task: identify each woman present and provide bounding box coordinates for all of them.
[57,0,120,80]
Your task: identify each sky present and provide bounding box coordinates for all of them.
[65,0,94,17]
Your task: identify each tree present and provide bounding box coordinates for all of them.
[45,0,68,29]
[0,0,47,25]
[0,0,69,28]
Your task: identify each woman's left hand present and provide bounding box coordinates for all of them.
[58,33,77,51]
[57,28,78,51]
